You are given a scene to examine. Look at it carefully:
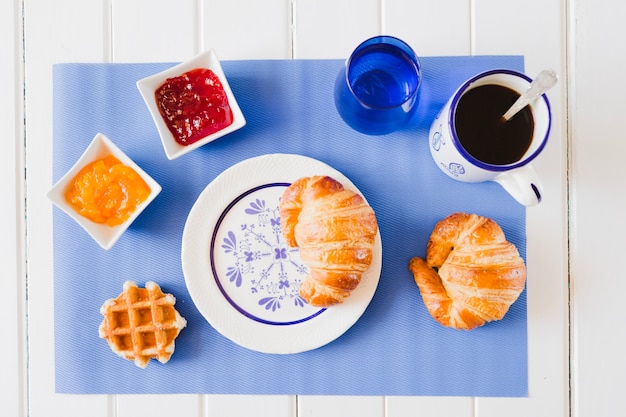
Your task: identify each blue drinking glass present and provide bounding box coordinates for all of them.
[334,36,422,135]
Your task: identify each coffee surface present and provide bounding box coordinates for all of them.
[454,84,533,165]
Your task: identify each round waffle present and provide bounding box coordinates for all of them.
[99,281,187,368]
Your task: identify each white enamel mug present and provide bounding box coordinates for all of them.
[429,69,552,206]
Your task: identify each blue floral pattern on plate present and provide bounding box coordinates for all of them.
[210,183,325,325]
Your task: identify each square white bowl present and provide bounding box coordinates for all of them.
[47,132,162,250]
[136,49,246,160]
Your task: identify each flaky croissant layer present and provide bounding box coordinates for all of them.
[409,212,526,330]
[279,176,378,307]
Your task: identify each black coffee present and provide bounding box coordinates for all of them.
[454,84,533,165]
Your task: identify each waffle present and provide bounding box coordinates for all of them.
[99,281,187,368]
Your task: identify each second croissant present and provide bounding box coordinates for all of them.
[409,212,526,330]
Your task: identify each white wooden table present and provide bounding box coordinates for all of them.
[2,0,623,416]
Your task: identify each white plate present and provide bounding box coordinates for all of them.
[181,154,382,354]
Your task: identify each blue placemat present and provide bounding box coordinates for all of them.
[53,56,527,396]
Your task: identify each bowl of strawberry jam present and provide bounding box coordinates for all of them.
[137,49,246,160]
[47,133,162,250]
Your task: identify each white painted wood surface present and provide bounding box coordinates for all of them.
[2,0,24,416]
[570,1,626,417]
[10,0,623,415]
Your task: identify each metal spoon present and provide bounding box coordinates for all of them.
[501,69,558,122]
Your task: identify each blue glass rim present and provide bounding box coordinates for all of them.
[448,68,552,172]
[345,35,422,110]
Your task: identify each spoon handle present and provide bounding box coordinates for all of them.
[502,69,558,121]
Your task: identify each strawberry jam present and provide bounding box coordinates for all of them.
[155,68,234,146]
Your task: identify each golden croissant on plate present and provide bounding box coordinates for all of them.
[408,212,526,330]
[279,175,378,307]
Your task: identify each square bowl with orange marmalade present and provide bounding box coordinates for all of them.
[47,132,162,250]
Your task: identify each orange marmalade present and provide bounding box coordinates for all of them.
[65,156,151,226]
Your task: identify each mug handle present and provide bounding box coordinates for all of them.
[493,164,543,207]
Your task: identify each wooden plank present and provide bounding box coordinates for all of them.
[202,0,291,60]
[205,0,294,412]
[299,396,384,417]
[473,0,565,74]
[112,0,197,62]
[199,2,296,416]
[109,4,200,414]
[473,0,568,416]
[203,395,295,417]
[570,1,626,416]
[117,395,201,417]
[384,1,473,415]
[1,0,23,416]
[296,2,471,416]
[386,397,474,417]
[295,0,380,59]
[24,0,111,415]
[109,0,297,415]
[287,2,384,416]
[385,0,471,57]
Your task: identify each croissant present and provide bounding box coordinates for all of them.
[279,176,378,307]
[408,212,526,330]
